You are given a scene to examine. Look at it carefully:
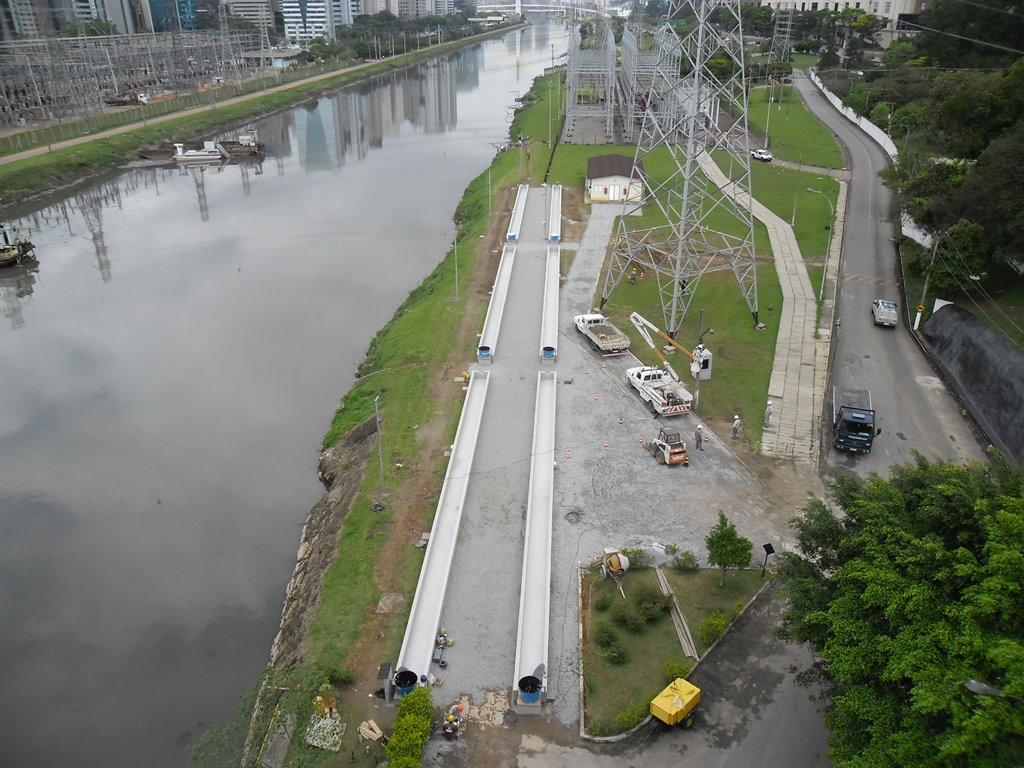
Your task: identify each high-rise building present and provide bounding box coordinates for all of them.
[281,0,336,42]
[225,0,274,29]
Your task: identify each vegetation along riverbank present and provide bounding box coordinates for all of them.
[0,21,522,213]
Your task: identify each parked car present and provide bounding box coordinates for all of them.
[751,148,773,162]
[872,299,898,327]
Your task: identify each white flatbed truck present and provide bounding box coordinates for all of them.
[574,313,631,354]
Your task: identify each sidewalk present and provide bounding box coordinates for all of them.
[698,154,845,464]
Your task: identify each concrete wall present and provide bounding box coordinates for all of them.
[922,305,1024,464]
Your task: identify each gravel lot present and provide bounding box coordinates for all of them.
[431,195,805,730]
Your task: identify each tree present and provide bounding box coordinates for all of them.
[705,511,752,585]
[779,456,1024,768]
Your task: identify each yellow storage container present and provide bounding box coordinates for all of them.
[650,678,701,727]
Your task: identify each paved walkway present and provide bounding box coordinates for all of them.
[698,154,846,464]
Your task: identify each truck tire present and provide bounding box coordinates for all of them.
[656,452,665,464]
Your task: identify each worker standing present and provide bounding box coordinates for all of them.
[732,415,741,439]
[694,424,704,451]
[764,400,773,428]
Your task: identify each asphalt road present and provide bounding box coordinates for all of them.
[793,74,987,477]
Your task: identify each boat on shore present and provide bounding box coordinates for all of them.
[173,141,227,164]
[138,127,265,162]
[0,223,35,267]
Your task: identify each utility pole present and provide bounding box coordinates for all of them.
[374,396,386,501]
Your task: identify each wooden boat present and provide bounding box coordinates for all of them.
[0,223,35,268]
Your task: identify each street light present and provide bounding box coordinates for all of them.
[373,395,386,504]
[807,187,835,302]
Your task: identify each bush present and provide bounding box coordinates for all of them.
[699,610,729,648]
[634,583,671,622]
[621,546,647,567]
[614,700,649,731]
[663,656,694,681]
[385,687,433,767]
[606,644,629,665]
[672,549,700,571]
[592,621,618,649]
[611,601,645,633]
[593,591,613,612]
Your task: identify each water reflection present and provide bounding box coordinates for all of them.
[0,22,569,768]
[0,258,38,329]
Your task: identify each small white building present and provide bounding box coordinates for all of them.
[585,155,646,203]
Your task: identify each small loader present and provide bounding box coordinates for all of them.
[647,426,689,466]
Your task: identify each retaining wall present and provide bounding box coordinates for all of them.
[922,305,1024,463]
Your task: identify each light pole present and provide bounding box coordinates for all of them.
[373,395,386,503]
[452,233,459,299]
[790,151,803,226]
[807,187,835,302]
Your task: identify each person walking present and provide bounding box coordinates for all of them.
[694,424,704,451]
[764,399,773,428]
[732,414,741,439]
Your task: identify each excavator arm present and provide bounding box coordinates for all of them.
[629,312,698,383]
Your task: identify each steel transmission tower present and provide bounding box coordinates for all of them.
[601,0,762,335]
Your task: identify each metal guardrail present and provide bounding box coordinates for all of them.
[478,245,516,363]
[506,183,529,242]
[547,184,562,242]
[540,245,560,361]
[513,370,557,708]
[394,370,490,692]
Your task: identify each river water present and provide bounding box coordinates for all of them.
[0,21,568,768]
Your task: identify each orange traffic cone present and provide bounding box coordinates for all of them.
[639,435,645,445]
[603,439,609,449]
[565,449,571,459]
[594,393,600,401]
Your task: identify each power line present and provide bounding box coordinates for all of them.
[946,0,1024,18]
[898,20,1024,57]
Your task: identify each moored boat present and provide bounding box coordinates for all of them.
[0,223,35,268]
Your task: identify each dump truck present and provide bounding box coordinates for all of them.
[651,677,701,728]
[647,426,689,465]
[574,313,631,354]
[832,387,880,454]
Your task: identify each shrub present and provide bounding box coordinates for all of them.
[672,549,700,571]
[606,644,629,665]
[611,601,645,633]
[634,583,671,622]
[699,610,728,647]
[593,591,613,612]
[614,700,649,731]
[621,546,647,567]
[593,621,618,649]
[663,656,694,681]
[385,687,433,767]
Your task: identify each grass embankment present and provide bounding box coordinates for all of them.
[0,26,519,212]
[202,68,835,765]
[582,566,765,735]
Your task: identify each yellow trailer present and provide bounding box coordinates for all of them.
[650,678,701,727]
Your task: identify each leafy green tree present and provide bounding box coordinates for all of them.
[705,511,752,585]
[779,456,1024,768]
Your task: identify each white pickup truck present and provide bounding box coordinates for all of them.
[574,313,631,354]
[626,366,693,416]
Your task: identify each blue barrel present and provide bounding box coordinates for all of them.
[478,345,491,360]
[394,669,418,697]
[542,346,555,360]
[518,675,542,704]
